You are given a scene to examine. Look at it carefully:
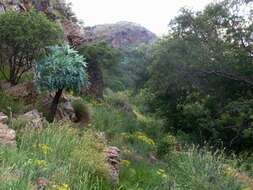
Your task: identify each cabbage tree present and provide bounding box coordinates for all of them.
[35,45,88,122]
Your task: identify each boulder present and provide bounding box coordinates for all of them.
[0,123,16,147]
[104,146,120,185]
[20,109,43,129]
[36,177,49,190]
[0,112,8,124]
[43,93,77,122]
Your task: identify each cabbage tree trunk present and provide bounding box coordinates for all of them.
[48,88,63,122]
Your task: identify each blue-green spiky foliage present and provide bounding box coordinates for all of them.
[35,45,89,93]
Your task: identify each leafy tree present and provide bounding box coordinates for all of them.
[0,10,63,85]
[147,0,253,150]
[35,45,88,122]
[79,42,120,98]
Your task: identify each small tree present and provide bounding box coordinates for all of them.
[0,10,63,85]
[35,45,88,122]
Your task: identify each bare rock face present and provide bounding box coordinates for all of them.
[104,146,121,185]
[82,21,157,48]
[21,109,43,129]
[0,123,16,147]
[61,20,89,48]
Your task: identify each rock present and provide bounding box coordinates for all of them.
[43,93,77,122]
[104,146,120,185]
[61,20,89,48]
[0,123,16,147]
[0,2,6,14]
[0,112,8,124]
[21,109,43,129]
[36,177,49,190]
[55,101,77,122]
[148,153,158,164]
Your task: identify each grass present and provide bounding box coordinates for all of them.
[0,91,249,190]
[0,122,112,190]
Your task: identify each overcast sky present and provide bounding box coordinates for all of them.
[66,0,215,35]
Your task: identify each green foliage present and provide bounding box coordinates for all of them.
[165,147,243,190]
[0,92,25,114]
[72,99,91,123]
[70,130,110,180]
[35,45,88,93]
[147,0,253,151]
[79,42,120,97]
[0,122,111,189]
[157,134,177,158]
[0,10,63,85]
[113,44,152,91]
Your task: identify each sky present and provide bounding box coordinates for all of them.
[66,0,215,35]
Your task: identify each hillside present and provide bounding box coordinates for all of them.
[0,0,253,190]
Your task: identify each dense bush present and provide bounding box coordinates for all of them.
[0,10,63,85]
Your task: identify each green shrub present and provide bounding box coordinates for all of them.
[157,134,177,158]
[0,10,63,85]
[72,99,90,123]
[105,91,133,115]
[0,92,25,114]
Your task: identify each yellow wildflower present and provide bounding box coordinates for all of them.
[135,132,155,146]
[34,159,48,168]
[224,166,236,176]
[53,183,71,190]
[121,160,131,167]
[156,169,167,178]
[38,144,52,155]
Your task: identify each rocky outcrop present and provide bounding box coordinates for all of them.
[0,123,16,147]
[82,21,157,48]
[104,146,121,185]
[20,109,43,129]
[61,20,89,47]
